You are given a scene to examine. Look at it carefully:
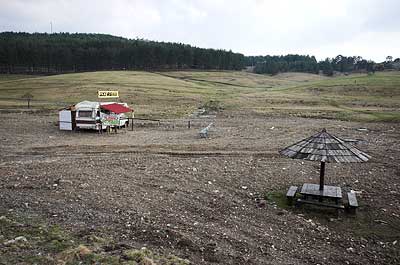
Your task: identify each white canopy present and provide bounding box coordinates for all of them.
[75,101,99,109]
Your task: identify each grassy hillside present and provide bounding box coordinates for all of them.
[0,71,399,121]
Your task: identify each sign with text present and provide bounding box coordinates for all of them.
[98,91,119,98]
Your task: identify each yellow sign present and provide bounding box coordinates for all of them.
[98,91,119,98]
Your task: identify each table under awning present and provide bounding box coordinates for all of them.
[101,103,133,114]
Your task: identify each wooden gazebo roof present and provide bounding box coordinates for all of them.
[280,128,370,163]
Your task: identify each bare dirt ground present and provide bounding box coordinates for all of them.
[1,110,399,264]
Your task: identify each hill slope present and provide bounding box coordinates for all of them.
[0,71,399,121]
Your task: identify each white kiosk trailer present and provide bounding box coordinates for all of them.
[73,101,132,131]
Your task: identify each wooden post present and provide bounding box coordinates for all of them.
[319,161,325,190]
[27,99,30,109]
[131,112,134,131]
[188,120,191,129]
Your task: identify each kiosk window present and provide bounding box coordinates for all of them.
[78,110,92,118]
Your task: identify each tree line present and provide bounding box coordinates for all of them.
[0,32,398,75]
[248,54,378,75]
[0,32,245,73]
[247,55,318,74]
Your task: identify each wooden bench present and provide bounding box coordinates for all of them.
[286,186,298,205]
[296,198,345,209]
[347,192,359,214]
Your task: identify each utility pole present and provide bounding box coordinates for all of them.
[50,22,53,34]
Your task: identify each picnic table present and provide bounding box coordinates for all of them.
[286,184,359,213]
[297,183,344,209]
[280,128,369,213]
[301,183,342,202]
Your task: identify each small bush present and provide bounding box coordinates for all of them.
[202,100,223,114]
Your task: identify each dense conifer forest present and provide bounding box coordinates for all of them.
[0,32,397,74]
[0,32,245,73]
[247,55,376,75]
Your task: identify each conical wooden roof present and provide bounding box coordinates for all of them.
[280,128,371,163]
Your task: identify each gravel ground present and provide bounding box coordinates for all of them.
[0,110,399,264]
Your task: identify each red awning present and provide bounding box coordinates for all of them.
[101,103,132,114]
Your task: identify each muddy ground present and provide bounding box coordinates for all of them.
[0,110,399,264]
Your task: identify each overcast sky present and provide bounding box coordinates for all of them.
[1,0,399,62]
